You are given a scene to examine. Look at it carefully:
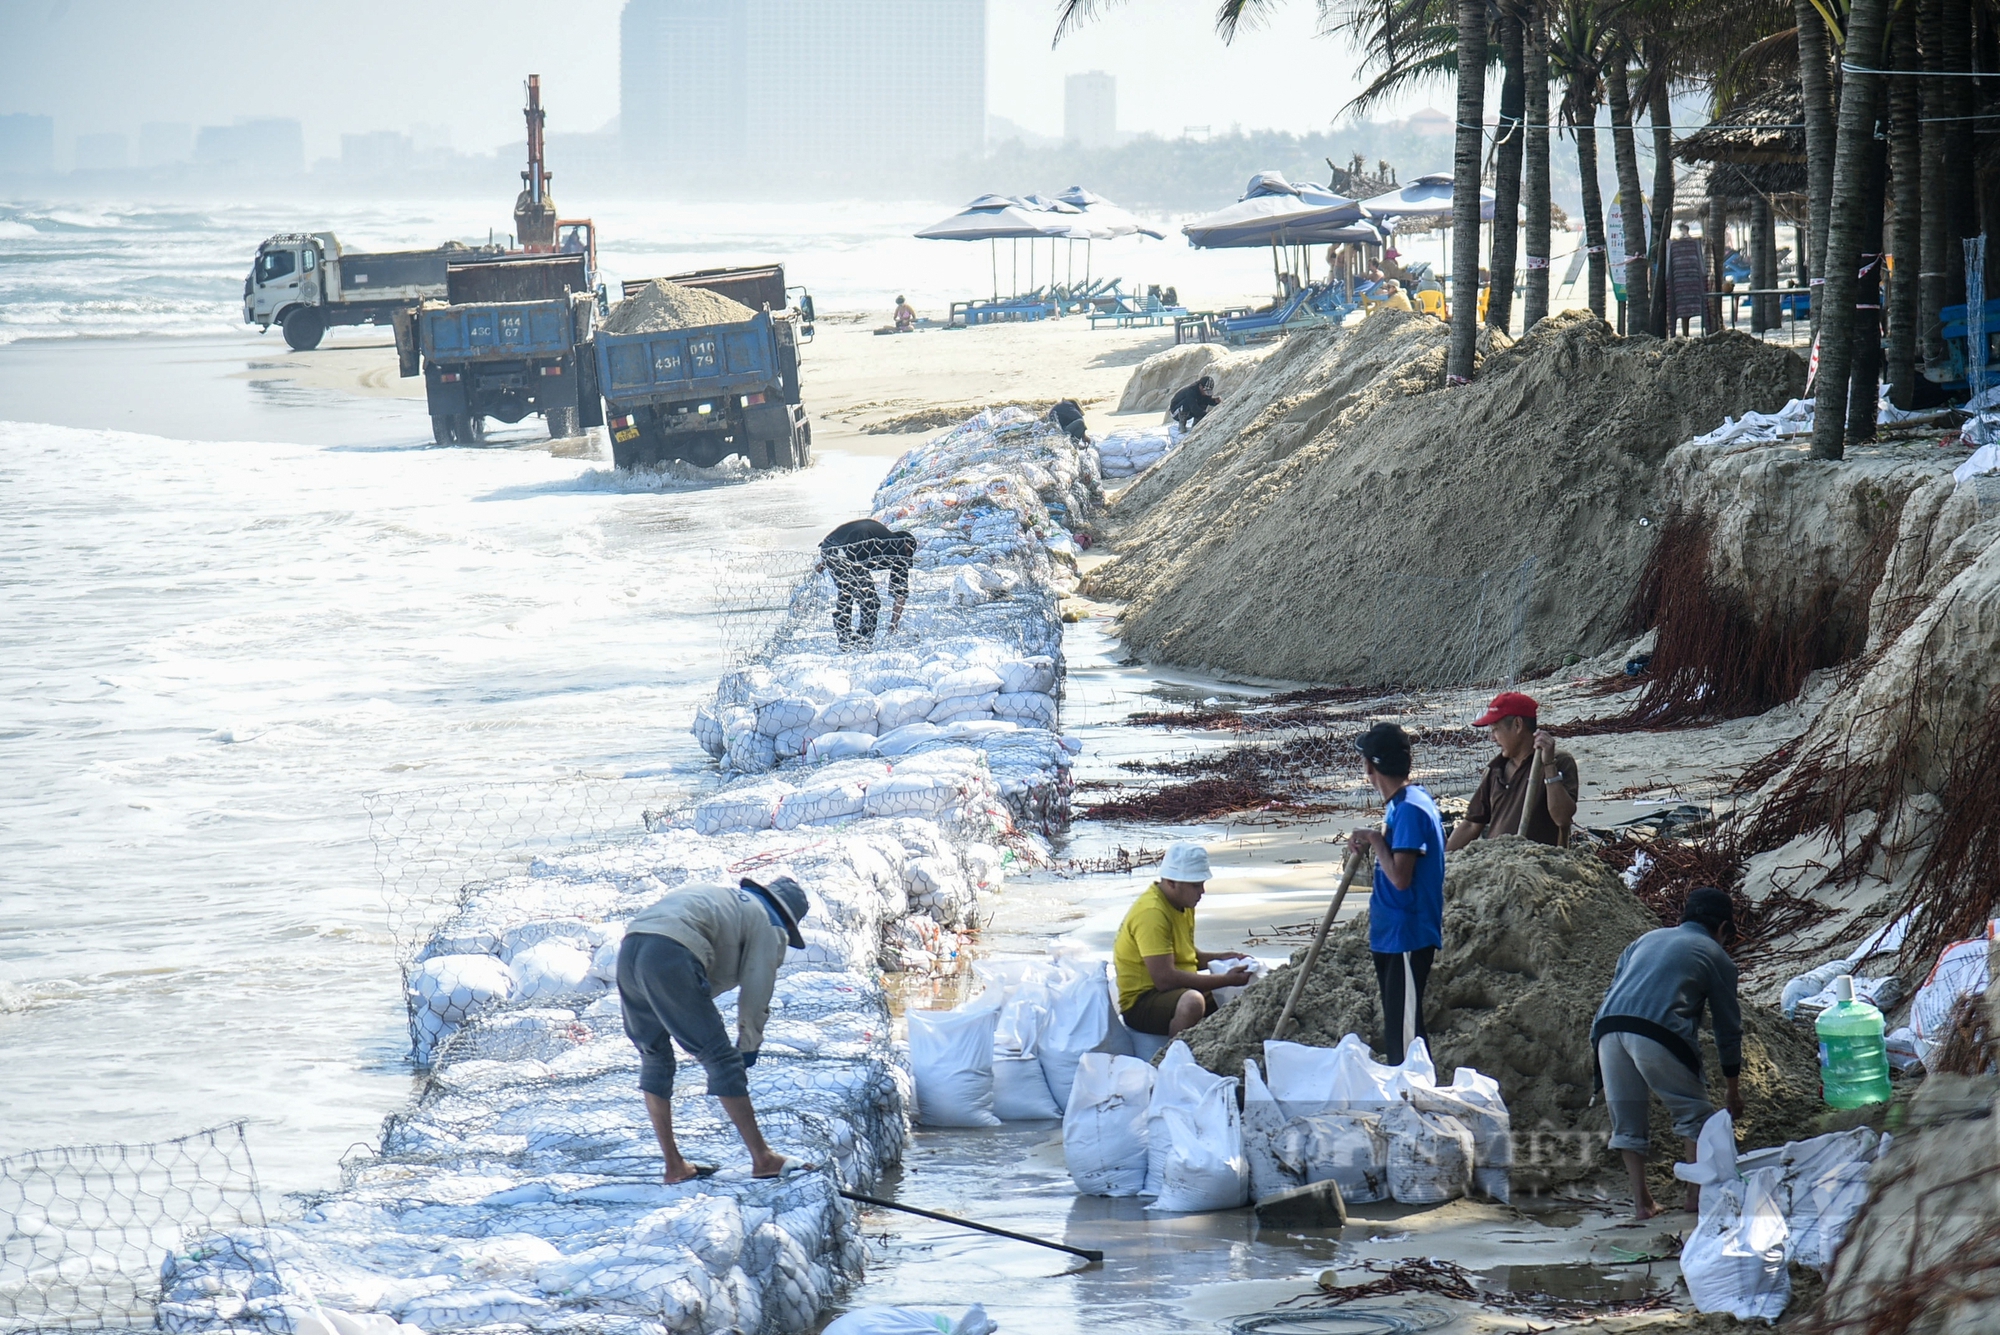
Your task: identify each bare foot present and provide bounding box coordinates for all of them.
[663,1161,716,1185]
[1632,1199,1662,1222]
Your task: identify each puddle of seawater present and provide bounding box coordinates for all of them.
[1479,1262,1664,1303]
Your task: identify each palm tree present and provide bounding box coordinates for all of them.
[1488,3,1528,331]
[1449,0,1487,377]
[1811,0,1892,459]
[1522,1,1554,329]
[1886,3,1920,407]
[1604,41,1651,332]
[1795,0,1837,326]
[1642,41,1677,336]
[1920,0,1949,370]
[1550,0,1614,318]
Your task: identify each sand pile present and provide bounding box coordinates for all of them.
[1087,311,1804,685]
[1115,341,1278,413]
[1183,840,1821,1181]
[599,278,755,335]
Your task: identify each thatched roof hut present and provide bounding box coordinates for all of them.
[1675,84,1806,170]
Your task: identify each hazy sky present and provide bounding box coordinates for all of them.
[1,0,1434,160]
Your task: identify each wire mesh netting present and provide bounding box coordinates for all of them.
[0,1124,267,1332]
[708,547,823,669]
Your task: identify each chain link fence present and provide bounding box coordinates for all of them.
[0,1124,267,1332]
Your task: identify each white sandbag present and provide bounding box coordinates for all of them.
[1682,1167,1791,1320]
[809,692,881,739]
[789,665,852,703]
[774,777,870,829]
[863,772,963,818]
[1063,1052,1155,1197]
[1263,1034,1435,1119]
[874,687,936,733]
[1040,962,1120,1109]
[823,1306,997,1335]
[691,705,726,757]
[294,1308,427,1335]
[1242,1058,1293,1201]
[507,940,596,1002]
[773,725,809,759]
[992,691,1056,729]
[410,954,515,1023]
[588,929,624,983]
[1408,1077,1512,1202]
[1383,1100,1473,1204]
[1149,1081,1249,1213]
[871,722,945,755]
[803,732,878,764]
[909,1004,1001,1127]
[992,1051,1063,1120]
[692,779,792,835]
[756,695,818,737]
[725,728,777,773]
[1276,1111,1391,1204]
[928,691,998,724]
[1207,956,1268,1006]
[933,666,1004,700]
[1911,925,1997,1067]
[998,656,1058,695]
[1145,1041,1233,1196]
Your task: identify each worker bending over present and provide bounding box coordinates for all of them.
[1113,841,1251,1037]
[617,875,814,1183]
[1350,723,1446,1065]
[1169,375,1221,430]
[818,519,917,649]
[1048,399,1089,443]
[1447,690,1579,850]
[1591,886,1745,1220]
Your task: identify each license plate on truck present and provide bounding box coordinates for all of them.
[614,427,639,443]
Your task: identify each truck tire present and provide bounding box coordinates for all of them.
[432,415,455,446]
[459,414,486,444]
[282,307,325,351]
[546,405,580,439]
[792,416,812,468]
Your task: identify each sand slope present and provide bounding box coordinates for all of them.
[1088,311,1805,685]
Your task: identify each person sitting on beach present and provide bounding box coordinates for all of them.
[1049,399,1089,443]
[1350,723,1446,1065]
[893,295,916,331]
[1113,841,1252,1038]
[1446,691,1578,850]
[617,875,815,1183]
[817,519,917,649]
[1169,375,1222,430]
[1377,279,1413,313]
[1591,886,1744,1219]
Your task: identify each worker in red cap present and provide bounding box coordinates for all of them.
[1446,691,1579,850]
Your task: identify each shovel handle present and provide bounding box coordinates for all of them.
[1272,848,1368,1041]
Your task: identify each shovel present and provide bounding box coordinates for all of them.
[1271,847,1369,1041]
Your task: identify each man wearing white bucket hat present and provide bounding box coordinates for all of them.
[1112,840,1253,1038]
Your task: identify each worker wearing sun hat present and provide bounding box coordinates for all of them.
[1446,690,1580,851]
[1112,841,1253,1038]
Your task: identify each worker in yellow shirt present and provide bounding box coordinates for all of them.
[1112,841,1251,1037]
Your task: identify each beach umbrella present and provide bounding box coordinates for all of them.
[917,195,1079,298]
[1181,171,1362,249]
[1052,186,1166,241]
[1357,172,1498,225]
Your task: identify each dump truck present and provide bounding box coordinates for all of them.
[243,233,502,350]
[394,252,602,445]
[596,266,815,471]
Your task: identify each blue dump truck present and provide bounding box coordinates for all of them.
[596,266,815,471]
[394,253,603,445]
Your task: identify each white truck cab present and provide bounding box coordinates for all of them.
[244,233,485,350]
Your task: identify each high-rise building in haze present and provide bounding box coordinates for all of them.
[621,0,985,184]
[1064,71,1115,149]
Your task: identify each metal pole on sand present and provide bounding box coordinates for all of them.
[1271,847,1369,1041]
[839,1189,1104,1264]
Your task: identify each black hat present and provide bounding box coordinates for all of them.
[1682,886,1736,940]
[1353,722,1412,778]
[743,875,809,949]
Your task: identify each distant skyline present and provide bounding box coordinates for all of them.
[0,0,1430,169]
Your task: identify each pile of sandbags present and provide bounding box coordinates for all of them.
[1093,423,1181,479]
[1060,1041,1249,1213]
[162,409,1109,1335]
[1239,1035,1512,1207]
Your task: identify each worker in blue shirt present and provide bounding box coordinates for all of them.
[1349,723,1447,1065]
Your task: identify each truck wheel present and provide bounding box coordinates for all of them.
[546,405,580,439]
[282,308,325,351]
[793,420,812,468]
[459,414,486,443]
[432,415,455,446]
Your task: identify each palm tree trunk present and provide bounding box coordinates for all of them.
[1796,0,1837,331]
[1488,5,1527,331]
[1848,126,1890,440]
[1758,203,1780,328]
[1522,4,1553,330]
[1887,4,1922,407]
[1944,0,1975,308]
[1645,51,1675,337]
[1708,193,1727,333]
[1921,0,1950,370]
[1605,50,1650,333]
[1812,0,1894,460]
[1574,89,1609,318]
[1751,196,1774,333]
[1449,0,1488,380]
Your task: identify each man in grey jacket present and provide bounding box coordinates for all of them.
[1590,886,1745,1219]
[617,875,811,1183]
